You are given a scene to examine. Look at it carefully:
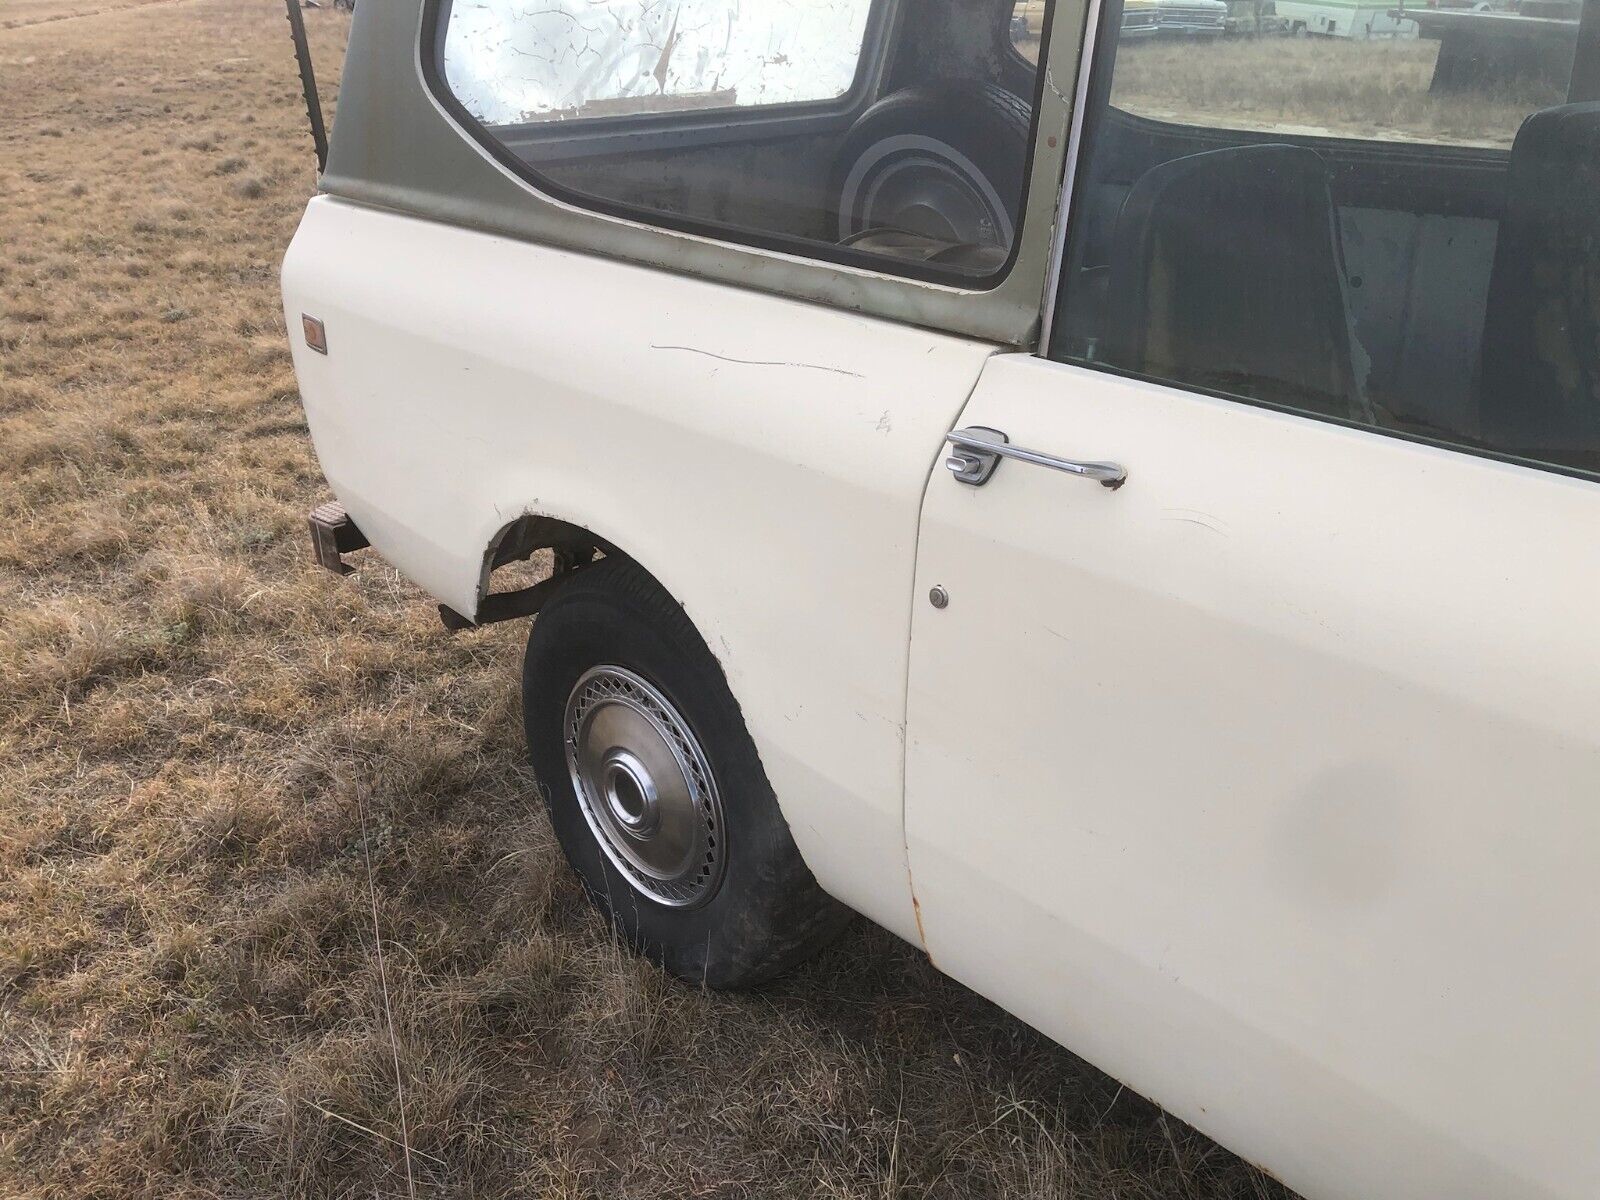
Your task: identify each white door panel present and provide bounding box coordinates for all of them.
[906,353,1600,1200]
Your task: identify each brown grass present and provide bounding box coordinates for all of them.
[0,0,181,29]
[0,1,1297,1196]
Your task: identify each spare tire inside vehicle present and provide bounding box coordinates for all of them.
[831,84,1033,257]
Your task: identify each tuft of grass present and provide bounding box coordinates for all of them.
[0,1,1299,1197]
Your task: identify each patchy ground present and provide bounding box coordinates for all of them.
[0,2,1295,1196]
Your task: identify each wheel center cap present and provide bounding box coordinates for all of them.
[601,748,661,839]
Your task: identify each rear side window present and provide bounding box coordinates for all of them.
[429,0,1054,284]
[1050,0,1600,479]
[443,2,875,125]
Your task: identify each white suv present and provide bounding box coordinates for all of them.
[283,2,1600,1198]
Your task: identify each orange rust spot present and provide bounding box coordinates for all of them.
[911,894,935,967]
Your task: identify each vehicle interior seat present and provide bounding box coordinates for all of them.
[1097,143,1372,423]
[1477,101,1600,471]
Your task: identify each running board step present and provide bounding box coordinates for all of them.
[307,500,369,575]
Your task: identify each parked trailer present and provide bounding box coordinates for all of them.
[1276,0,1418,36]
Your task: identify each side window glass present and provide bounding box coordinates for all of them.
[1051,0,1600,479]
[443,3,875,125]
[432,0,1054,284]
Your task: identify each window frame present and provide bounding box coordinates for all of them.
[1039,0,1600,485]
[420,0,1058,290]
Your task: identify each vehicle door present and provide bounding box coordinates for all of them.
[903,4,1600,1199]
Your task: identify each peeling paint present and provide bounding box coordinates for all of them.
[911,894,935,967]
[1044,67,1074,109]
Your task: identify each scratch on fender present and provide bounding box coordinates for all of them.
[1161,509,1229,536]
[650,344,864,378]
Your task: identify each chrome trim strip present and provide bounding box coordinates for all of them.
[1037,0,1108,354]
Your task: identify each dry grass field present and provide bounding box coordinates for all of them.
[0,3,1416,1197]
[1110,36,1564,148]
[0,0,173,29]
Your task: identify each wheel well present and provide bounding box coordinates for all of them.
[484,513,609,584]
[441,513,617,630]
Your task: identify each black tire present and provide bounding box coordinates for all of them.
[831,84,1033,249]
[522,556,850,989]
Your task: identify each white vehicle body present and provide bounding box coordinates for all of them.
[285,202,996,940]
[284,194,1599,1200]
[1276,0,1419,37]
[284,0,1600,1196]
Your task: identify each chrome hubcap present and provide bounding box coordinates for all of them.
[564,666,725,908]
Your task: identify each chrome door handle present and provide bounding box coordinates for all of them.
[945,427,1126,489]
